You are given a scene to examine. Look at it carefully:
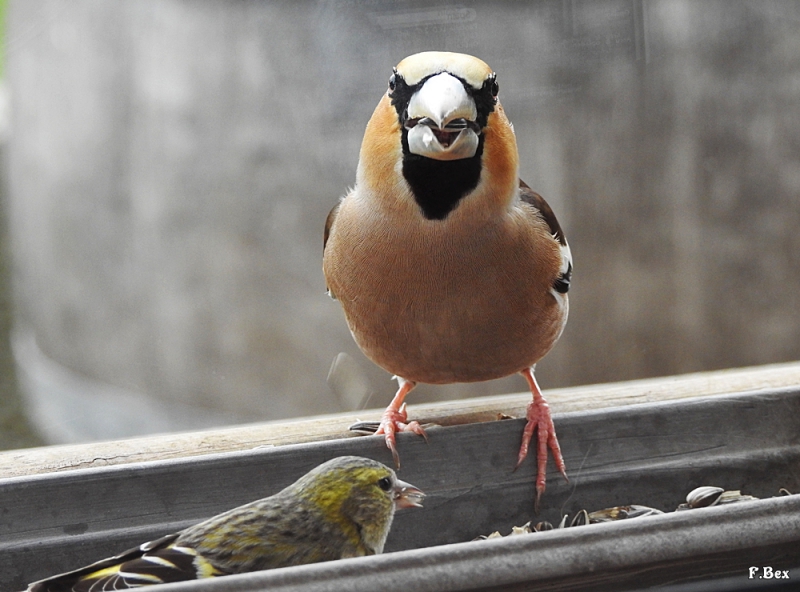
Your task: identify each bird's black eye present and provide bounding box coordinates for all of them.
[377,476,393,492]
[490,74,499,98]
[388,70,397,92]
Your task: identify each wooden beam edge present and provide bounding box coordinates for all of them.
[2,361,799,479]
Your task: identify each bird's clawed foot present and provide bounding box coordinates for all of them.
[376,403,427,469]
[516,368,568,512]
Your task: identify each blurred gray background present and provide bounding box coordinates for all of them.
[1,0,798,448]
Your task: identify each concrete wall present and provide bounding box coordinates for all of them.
[5,0,800,442]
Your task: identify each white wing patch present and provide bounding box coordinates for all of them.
[549,239,572,303]
[558,240,572,278]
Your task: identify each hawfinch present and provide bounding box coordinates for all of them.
[323,52,572,507]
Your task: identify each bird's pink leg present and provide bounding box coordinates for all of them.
[376,377,426,468]
[515,367,568,511]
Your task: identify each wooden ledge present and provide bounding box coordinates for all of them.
[2,361,799,480]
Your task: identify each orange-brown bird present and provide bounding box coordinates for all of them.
[323,52,572,507]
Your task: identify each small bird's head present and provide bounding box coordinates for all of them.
[358,51,518,220]
[293,456,424,554]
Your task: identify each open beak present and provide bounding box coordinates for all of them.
[393,478,425,509]
[405,72,480,161]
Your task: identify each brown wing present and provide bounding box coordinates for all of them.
[323,201,341,254]
[519,180,572,294]
[323,201,342,299]
[519,180,567,247]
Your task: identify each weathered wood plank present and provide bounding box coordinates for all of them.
[2,385,799,589]
[1,362,799,479]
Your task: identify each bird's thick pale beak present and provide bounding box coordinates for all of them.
[405,72,480,161]
[393,478,425,509]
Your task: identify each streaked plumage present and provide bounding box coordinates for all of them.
[27,456,424,591]
[323,52,572,508]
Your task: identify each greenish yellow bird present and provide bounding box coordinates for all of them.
[27,456,424,591]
